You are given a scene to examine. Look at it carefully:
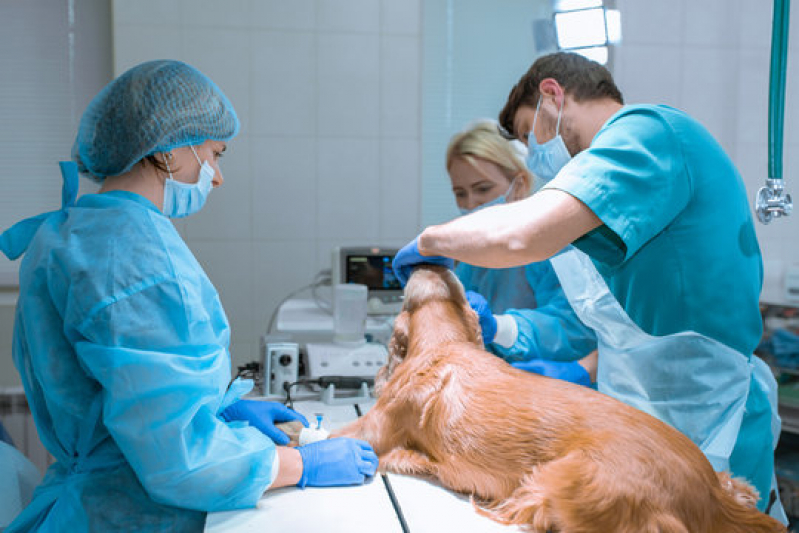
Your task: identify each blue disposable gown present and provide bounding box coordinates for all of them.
[3,188,276,531]
[456,252,597,362]
[0,440,41,530]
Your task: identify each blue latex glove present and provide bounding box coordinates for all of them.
[465,290,498,344]
[512,359,592,387]
[392,237,454,286]
[220,400,309,445]
[297,437,379,488]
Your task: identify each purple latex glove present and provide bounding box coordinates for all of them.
[512,359,592,387]
[465,290,498,344]
[220,400,308,445]
[392,237,454,286]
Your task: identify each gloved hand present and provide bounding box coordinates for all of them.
[220,400,308,445]
[297,437,379,488]
[392,237,454,286]
[512,359,592,387]
[465,290,497,344]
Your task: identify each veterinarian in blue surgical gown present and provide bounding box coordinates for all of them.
[445,120,597,386]
[0,60,377,532]
[393,52,785,521]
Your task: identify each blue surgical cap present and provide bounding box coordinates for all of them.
[73,60,239,180]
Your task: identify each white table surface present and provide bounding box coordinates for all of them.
[205,398,523,532]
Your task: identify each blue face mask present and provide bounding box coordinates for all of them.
[525,96,572,186]
[162,146,215,218]
[458,178,517,216]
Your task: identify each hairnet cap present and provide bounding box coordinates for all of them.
[73,60,239,180]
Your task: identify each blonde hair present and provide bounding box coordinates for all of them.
[446,120,532,202]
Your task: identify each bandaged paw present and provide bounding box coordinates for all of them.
[299,427,330,446]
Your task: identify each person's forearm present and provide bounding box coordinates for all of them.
[270,447,302,489]
[577,350,598,383]
[418,189,600,268]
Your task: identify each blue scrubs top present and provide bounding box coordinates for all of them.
[546,104,772,506]
[456,257,596,362]
[7,191,276,532]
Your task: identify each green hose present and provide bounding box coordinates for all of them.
[769,0,790,180]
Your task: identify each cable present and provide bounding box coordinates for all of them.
[281,376,375,409]
[266,268,333,334]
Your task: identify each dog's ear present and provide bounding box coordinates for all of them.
[443,269,484,348]
[462,301,484,347]
[375,310,410,396]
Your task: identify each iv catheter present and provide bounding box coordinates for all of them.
[756,0,794,224]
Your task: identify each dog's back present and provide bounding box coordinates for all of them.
[336,266,785,533]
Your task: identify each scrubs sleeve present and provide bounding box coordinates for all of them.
[492,262,597,362]
[73,275,277,512]
[544,107,691,264]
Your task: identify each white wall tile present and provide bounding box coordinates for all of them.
[181,28,252,137]
[735,47,770,146]
[190,240,254,367]
[613,44,682,107]
[317,33,380,137]
[615,0,684,46]
[250,31,316,137]
[381,0,420,35]
[112,24,183,75]
[184,136,252,241]
[251,136,317,241]
[380,138,421,240]
[251,0,315,31]
[107,0,422,358]
[252,240,318,339]
[680,47,738,154]
[683,0,739,47]
[739,0,773,49]
[381,36,420,138]
[317,0,379,33]
[112,0,180,26]
[733,141,768,197]
[179,0,251,28]
[316,138,380,240]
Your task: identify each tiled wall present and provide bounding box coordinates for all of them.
[113,0,423,372]
[2,0,797,389]
[613,0,799,304]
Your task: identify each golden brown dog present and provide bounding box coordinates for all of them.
[333,265,785,533]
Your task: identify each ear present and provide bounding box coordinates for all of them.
[463,301,484,347]
[375,310,410,396]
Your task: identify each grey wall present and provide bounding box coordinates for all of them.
[0,0,111,388]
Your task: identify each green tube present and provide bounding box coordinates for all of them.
[769,0,790,180]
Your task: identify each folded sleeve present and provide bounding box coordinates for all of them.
[74,275,277,512]
[544,107,691,266]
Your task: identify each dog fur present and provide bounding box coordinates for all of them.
[333,265,786,533]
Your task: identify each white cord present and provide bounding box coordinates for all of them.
[266,269,332,333]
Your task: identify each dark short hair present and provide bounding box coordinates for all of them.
[499,52,623,136]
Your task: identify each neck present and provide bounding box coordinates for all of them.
[407,300,474,352]
[99,163,165,210]
[572,97,623,151]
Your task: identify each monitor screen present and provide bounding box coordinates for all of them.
[344,254,401,291]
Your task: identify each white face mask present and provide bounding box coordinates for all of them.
[162,146,215,218]
[525,96,572,186]
[458,178,518,216]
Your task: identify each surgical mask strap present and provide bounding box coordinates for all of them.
[162,153,173,179]
[190,145,203,167]
[531,95,564,142]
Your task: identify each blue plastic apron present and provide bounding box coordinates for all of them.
[549,248,786,523]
